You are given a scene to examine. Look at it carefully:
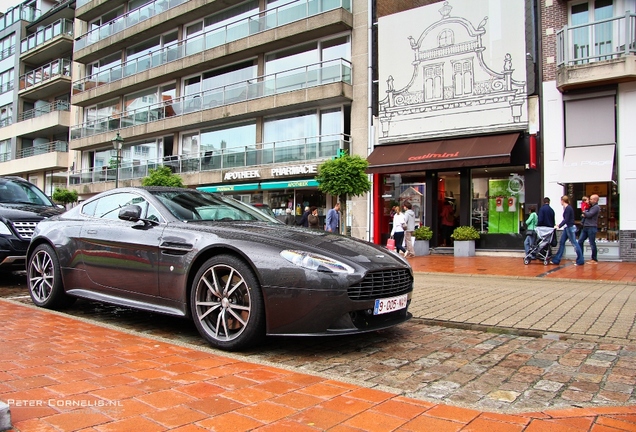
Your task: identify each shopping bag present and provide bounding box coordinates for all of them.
[386,237,396,250]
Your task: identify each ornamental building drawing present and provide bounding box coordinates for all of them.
[378,0,528,143]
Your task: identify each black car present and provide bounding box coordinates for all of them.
[27,187,413,351]
[0,176,64,271]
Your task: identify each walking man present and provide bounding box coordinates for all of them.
[325,202,340,233]
[403,201,416,258]
[578,194,600,264]
[537,197,555,227]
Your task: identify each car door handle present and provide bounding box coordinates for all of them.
[86,229,97,234]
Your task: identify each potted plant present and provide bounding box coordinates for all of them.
[412,226,433,256]
[451,226,480,257]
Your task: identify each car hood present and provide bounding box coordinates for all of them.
[0,203,64,220]
[183,221,409,269]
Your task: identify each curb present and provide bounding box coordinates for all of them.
[0,400,10,432]
[412,270,636,286]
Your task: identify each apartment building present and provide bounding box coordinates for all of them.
[0,0,73,196]
[541,0,636,261]
[68,0,372,237]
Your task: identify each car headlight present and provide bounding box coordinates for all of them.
[280,250,354,274]
[0,222,12,236]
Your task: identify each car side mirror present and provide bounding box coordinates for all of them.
[119,204,142,222]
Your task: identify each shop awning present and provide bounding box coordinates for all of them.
[198,183,260,193]
[559,144,615,184]
[366,133,520,174]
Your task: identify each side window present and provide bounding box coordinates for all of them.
[92,192,140,220]
[81,200,97,216]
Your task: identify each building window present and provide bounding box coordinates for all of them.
[471,168,526,235]
[570,0,613,62]
[438,29,454,47]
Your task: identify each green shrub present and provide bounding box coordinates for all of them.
[413,226,433,240]
[451,226,480,241]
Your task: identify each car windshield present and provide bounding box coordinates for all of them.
[152,190,280,223]
[0,178,54,206]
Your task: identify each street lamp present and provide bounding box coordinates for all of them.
[112,132,124,188]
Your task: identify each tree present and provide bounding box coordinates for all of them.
[52,188,78,207]
[315,153,372,235]
[141,166,185,188]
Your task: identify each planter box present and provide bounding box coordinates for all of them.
[413,240,430,256]
[454,240,475,257]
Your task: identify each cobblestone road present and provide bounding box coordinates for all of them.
[2,272,636,413]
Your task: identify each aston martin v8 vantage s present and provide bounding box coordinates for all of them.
[26,187,413,351]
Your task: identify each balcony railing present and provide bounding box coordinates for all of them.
[557,11,636,66]
[18,100,70,122]
[17,141,68,159]
[20,18,74,54]
[19,59,72,91]
[74,0,188,51]
[0,5,40,32]
[71,58,352,140]
[72,0,351,93]
[0,118,13,129]
[68,134,349,185]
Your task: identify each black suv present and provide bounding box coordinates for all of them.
[0,176,64,271]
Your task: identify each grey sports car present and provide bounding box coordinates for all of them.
[26,187,413,351]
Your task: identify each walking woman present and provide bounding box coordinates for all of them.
[390,205,407,255]
[551,195,584,266]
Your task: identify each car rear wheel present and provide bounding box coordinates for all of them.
[191,255,264,351]
[27,244,75,309]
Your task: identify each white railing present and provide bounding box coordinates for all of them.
[17,141,68,159]
[68,134,350,185]
[72,0,351,92]
[19,59,71,91]
[71,58,352,140]
[20,18,73,54]
[557,11,636,66]
[74,0,188,51]
[18,100,70,122]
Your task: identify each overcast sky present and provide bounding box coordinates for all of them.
[0,0,14,15]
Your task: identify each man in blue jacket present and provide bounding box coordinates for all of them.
[537,197,555,227]
[551,195,584,266]
[578,194,600,264]
[325,202,340,233]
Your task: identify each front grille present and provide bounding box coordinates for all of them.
[347,268,413,301]
[11,221,39,240]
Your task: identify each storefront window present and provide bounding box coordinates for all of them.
[570,182,619,242]
[379,173,426,244]
[471,167,526,235]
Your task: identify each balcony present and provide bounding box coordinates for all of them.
[68,134,349,192]
[556,11,636,90]
[0,4,40,32]
[75,0,186,53]
[16,100,71,138]
[0,141,69,176]
[73,0,352,65]
[70,58,353,150]
[19,59,72,100]
[20,19,74,65]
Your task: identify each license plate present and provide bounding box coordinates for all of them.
[373,294,408,315]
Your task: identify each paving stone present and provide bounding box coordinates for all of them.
[534,380,564,392]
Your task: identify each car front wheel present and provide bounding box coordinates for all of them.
[191,255,264,351]
[27,243,75,309]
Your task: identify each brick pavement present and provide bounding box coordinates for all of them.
[2,256,636,431]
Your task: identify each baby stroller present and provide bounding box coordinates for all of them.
[523,226,556,265]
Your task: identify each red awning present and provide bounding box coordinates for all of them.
[366,133,520,174]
